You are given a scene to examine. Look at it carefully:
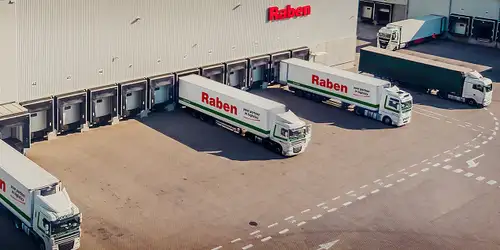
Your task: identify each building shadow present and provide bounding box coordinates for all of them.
[0,206,37,250]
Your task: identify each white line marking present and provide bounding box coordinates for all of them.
[343,201,353,207]
[494,117,498,121]
[453,169,464,173]
[297,221,306,227]
[268,223,278,228]
[284,216,294,221]
[472,128,478,131]
[384,183,393,188]
[444,150,451,153]
[464,172,474,177]
[327,208,338,213]
[250,230,260,236]
[421,159,428,163]
[301,209,311,214]
[212,246,223,250]
[317,202,326,207]
[397,178,405,183]
[478,126,485,129]
[261,236,272,242]
[312,214,323,220]
[360,184,368,189]
[386,174,394,178]
[496,127,499,131]
[279,229,289,234]
[414,111,441,120]
[346,190,354,195]
[464,149,472,153]
[476,176,485,181]
[357,195,367,200]
[231,238,241,243]
[458,125,466,128]
[455,154,462,158]
[475,145,480,149]
[465,122,472,125]
[433,163,441,167]
[427,162,432,165]
[482,141,488,145]
[454,145,460,150]
[484,108,488,110]
[495,121,499,126]
[409,164,418,168]
[332,196,340,201]
[478,134,483,138]
[489,137,493,140]
[371,189,380,194]
[398,168,406,172]
[494,131,497,136]
[490,112,495,116]
[442,165,453,170]
[242,244,253,250]
[421,168,430,172]
[446,121,453,124]
[409,173,418,177]
[433,154,441,158]
[444,158,451,162]
[487,180,497,185]
[472,138,477,141]
[373,179,381,183]
[322,206,328,210]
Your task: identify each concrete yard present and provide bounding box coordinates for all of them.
[4,32,500,250]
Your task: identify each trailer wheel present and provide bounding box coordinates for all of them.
[383,116,392,126]
[274,144,284,155]
[466,99,477,106]
[354,107,363,116]
[295,89,304,98]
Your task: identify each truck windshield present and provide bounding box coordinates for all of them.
[485,84,493,92]
[51,215,80,235]
[289,127,307,140]
[401,100,412,112]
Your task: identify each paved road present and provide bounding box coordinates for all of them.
[0,206,37,250]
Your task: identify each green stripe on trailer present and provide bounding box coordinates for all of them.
[179,97,270,135]
[0,192,30,222]
[287,80,380,109]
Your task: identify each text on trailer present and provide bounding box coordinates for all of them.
[201,92,238,115]
[312,75,348,94]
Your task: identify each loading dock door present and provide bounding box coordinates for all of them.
[201,64,225,84]
[374,3,392,25]
[449,14,472,36]
[175,69,200,103]
[248,55,271,89]
[471,18,497,43]
[55,92,87,133]
[225,60,248,90]
[270,51,291,84]
[149,74,174,111]
[119,80,147,118]
[359,1,375,21]
[291,47,310,61]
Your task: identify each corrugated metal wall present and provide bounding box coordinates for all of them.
[407,0,451,18]
[450,0,500,20]
[6,0,357,103]
[0,2,17,103]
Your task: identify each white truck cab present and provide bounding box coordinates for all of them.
[460,71,493,107]
[377,26,400,50]
[377,86,413,126]
[270,110,312,156]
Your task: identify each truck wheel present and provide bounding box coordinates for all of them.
[466,99,477,106]
[383,116,392,126]
[354,107,363,116]
[38,242,45,250]
[274,144,284,155]
[294,89,304,97]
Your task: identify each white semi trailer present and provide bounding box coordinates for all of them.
[279,58,413,127]
[178,74,312,156]
[0,140,82,250]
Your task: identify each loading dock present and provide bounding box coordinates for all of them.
[118,79,147,119]
[88,85,119,127]
[201,64,225,84]
[225,60,248,90]
[291,47,310,61]
[471,17,497,43]
[359,1,375,22]
[175,69,201,103]
[270,51,292,84]
[0,102,30,153]
[373,2,392,25]
[449,14,472,37]
[20,97,54,142]
[54,91,88,135]
[248,55,271,89]
[149,74,175,112]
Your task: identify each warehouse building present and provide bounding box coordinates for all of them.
[0,0,358,152]
[359,0,500,48]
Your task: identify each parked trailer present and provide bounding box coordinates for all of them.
[377,15,447,51]
[178,74,312,156]
[358,46,493,107]
[0,140,81,250]
[279,58,413,127]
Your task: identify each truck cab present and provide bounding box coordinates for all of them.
[270,110,312,156]
[377,26,401,51]
[378,86,413,126]
[461,71,493,107]
[32,183,82,250]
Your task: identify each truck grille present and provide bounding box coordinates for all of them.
[55,230,80,245]
[58,241,75,250]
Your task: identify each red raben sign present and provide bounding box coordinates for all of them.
[201,92,238,115]
[312,75,348,94]
[268,5,311,21]
[0,178,5,192]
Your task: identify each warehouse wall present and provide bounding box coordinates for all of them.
[0,2,17,103]
[407,0,451,18]
[5,0,358,103]
[450,0,500,20]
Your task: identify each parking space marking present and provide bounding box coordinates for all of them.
[211,246,223,250]
[453,169,464,174]
[455,154,462,158]
[301,209,311,214]
[475,145,481,149]
[249,230,260,236]
[476,176,485,182]
[242,244,253,250]
[316,202,326,208]
[360,184,368,189]
[267,223,278,228]
[343,201,353,207]
[312,214,323,220]
[464,172,474,178]
[489,137,493,140]
[478,126,485,129]
[261,236,272,242]
[482,141,488,145]
[284,216,294,221]
[398,168,406,172]
[231,238,242,243]
[279,229,289,234]
[409,164,418,168]
[384,183,393,188]
[397,178,405,183]
[373,179,381,184]
[444,158,451,162]
[346,190,354,195]
[357,195,367,200]
[409,173,418,177]
[385,174,394,178]
[371,189,380,194]
[421,159,428,163]
[433,163,441,167]
[443,165,453,170]
[332,196,340,201]
[444,150,451,154]
[327,208,338,213]
[297,221,306,227]
[464,149,472,153]
[421,168,430,172]
[487,180,497,185]
[433,154,440,158]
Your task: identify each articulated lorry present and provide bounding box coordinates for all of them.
[0,140,81,250]
[278,58,413,127]
[178,74,312,156]
[359,46,493,107]
[377,15,447,51]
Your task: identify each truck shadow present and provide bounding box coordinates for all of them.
[0,206,37,250]
[249,87,395,130]
[401,88,481,111]
[140,111,285,161]
[403,40,500,82]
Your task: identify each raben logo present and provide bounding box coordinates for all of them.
[201,92,238,115]
[0,178,5,192]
